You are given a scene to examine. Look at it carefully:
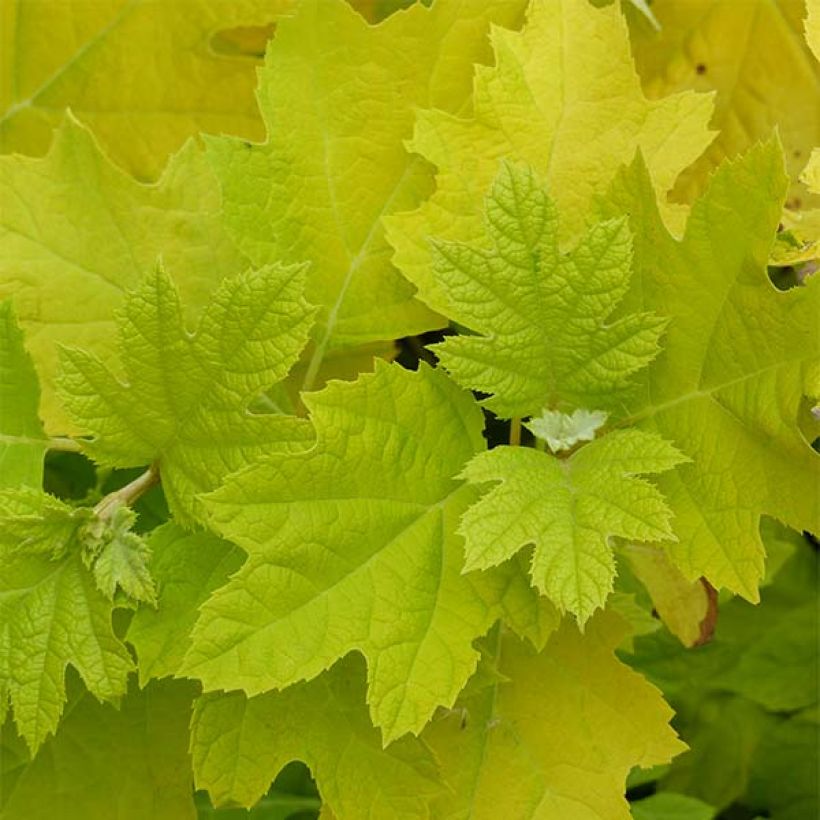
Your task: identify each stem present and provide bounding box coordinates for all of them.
[93,463,160,521]
[509,417,522,446]
[48,436,82,453]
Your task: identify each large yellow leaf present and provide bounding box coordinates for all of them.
[0,116,247,432]
[206,0,528,392]
[626,0,820,211]
[426,615,685,819]
[0,0,294,179]
[385,0,715,314]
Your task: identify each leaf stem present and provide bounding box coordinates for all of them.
[509,417,521,446]
[48,436,83,453]
[93,463,160,522]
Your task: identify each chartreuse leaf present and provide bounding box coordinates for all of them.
[0,301,47,488]
[1,678,197,820]
[0,0,296,179]
[206,0,527,390]
[191,656,443,817]
[424,614,685,819]
[385,0,715,309]
[0,115,249,433]
[0,487,134,751]
[625,0,820,210]
[620,543,711,648]
[127,524,245,684]
[459,429,686,624]
[428,162,665,419]
[599,140,820,600]
[809,0,820,60]
[58,264,315,526]
[82,503,156,605]
[630,792,716,820]
[184,363,557,742]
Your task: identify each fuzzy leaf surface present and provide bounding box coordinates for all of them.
[58,265,314,525]
[386,0,715,310]
[191,656,442,818]
[425,614,685,819]
[0,489,133,751]
[185,363,556,742]
[0,301,47,488]
[0,116,249,432]
[0,0,296,179]
[206,0,527,388]
[599,140,820,599]
[459,430,685,623]
[428,162,665,418]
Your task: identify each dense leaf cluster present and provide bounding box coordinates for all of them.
[0,1,818,818]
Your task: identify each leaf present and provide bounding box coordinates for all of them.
[599,139,820,599]
[58,264,315,525]
[424,614,685,820]
[426,161,666,419]
[0,115,250,432]
[385,0,715,309]
[127,523,245,684]
[809,0,820,59]
[84,503,156,605]
[625,0,820,210]
[0,301,47,489]
[526,408,608,453]
[630,793,716,820]
[191,656,443,817]
[0,0,296,179]
[747,708,819,820]
[0,489,134,751]
[184,363,557,742]
[0,678,197,820]
[458,429,686,624]
[620,544,712,648]
[206,0,528,391]
[628,536,818,812]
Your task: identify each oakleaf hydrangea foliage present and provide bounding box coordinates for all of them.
[0,0,818,818]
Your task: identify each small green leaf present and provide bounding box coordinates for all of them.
[58,264,315,526]
[427,162,666,419]
[459,430,687,623]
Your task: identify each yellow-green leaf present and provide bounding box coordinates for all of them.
[0,0,296,179]
[205,0,528,392]
[626,0,820,211]
[0,116,249,433]
[386,0,715,312]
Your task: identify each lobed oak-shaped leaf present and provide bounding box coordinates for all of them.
[1,679,197,820]
[0,116,250,432]
[425,614,685,820]
[206,0,527,389]
[626,0,820,209]
[386,0,715,311]
[598,139,820,600]
[459,430,686,624]
[0,0,296,179]
[0,301,48,489]
[191,657,443,818]
[428,162,665,419]
[127,524,245,685]
[58,264,315,526]
[184,362,556,743]
[0,488,134,752]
